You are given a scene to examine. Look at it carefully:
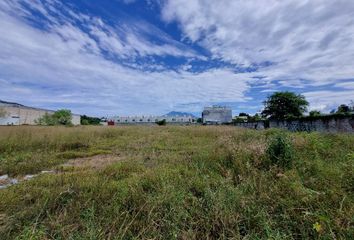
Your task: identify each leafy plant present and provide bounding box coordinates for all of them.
[266,133,294,169]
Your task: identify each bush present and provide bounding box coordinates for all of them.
[81,115,101,125]
[156,119,166,126]
[266,133,294,169]
[36,109,72,126]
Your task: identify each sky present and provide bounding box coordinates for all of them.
[0,0,354,117]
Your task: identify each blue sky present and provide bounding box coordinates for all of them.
[1,0,354,116]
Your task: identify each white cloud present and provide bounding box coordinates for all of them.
[304,90,354,112]
[2,0,353,116]
[162,0,354,94]
[335,82,354,90]
[0,0,252,115]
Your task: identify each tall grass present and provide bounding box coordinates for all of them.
[0,126,353,239]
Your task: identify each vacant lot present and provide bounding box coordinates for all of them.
[0,126,353,239]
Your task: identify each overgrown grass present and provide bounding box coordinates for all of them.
[0,126,353,239]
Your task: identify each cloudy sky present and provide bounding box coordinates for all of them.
[1,0,354,116]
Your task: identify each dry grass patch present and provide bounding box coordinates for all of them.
[61,154,123,170]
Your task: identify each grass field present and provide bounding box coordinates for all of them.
[0,126,353,239]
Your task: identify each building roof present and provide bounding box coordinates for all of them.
[203,106,231,111]
[0,100,25,107]
[0,100,80,116]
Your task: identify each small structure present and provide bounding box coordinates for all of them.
[0,100,81,125]
[202,106,232,124]
[107,120,115,126]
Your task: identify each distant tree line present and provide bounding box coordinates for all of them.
[81,115,101,125]
[234,91,353,122]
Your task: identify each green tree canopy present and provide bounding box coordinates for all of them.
[261,91,309,120]
[81,115,101,125]
[309,110,321,117]
[336,104,351,114]
[36,109,72,126]
[248,113,262,122]
[53,109,72,125]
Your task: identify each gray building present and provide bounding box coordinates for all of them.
[202,106,232,124]
[0,100,81,125]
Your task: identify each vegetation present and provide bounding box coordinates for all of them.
[337,104,352,114]
[309,110,321,117]
[0,126,353,239]
[81,115,101,125]
[155,119,167,126]
[262,91,309,119]
[36,109,73,126]
[234,113,263,123]
[238,112,248,117]
[266,133,294,169]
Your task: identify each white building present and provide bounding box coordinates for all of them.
[111,115,196,124]
[202,106,232,124]
[0,100,81,125]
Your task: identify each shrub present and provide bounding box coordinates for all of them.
[266,133,294,169]
[36,109,73,126]
[156,119,167,126]
[309,110,321,117]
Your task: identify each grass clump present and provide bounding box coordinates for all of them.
[266,133,294,169]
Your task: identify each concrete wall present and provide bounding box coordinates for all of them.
[233,116,354,133]
[234,121,265,130]
[202,107,232,124]
[269,117,354,133]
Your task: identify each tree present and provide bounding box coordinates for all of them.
[239,112,249,117]
[336,104,350,114]
[36,113,57,126]
[156,119,166,126]
[261,91,309,119]
[81,115,101,125]
[36,109,72,126]
[309,110,321,117]
[248,113,262,122]
[52,109,72,125]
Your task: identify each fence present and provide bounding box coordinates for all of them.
[234,116,354,133]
